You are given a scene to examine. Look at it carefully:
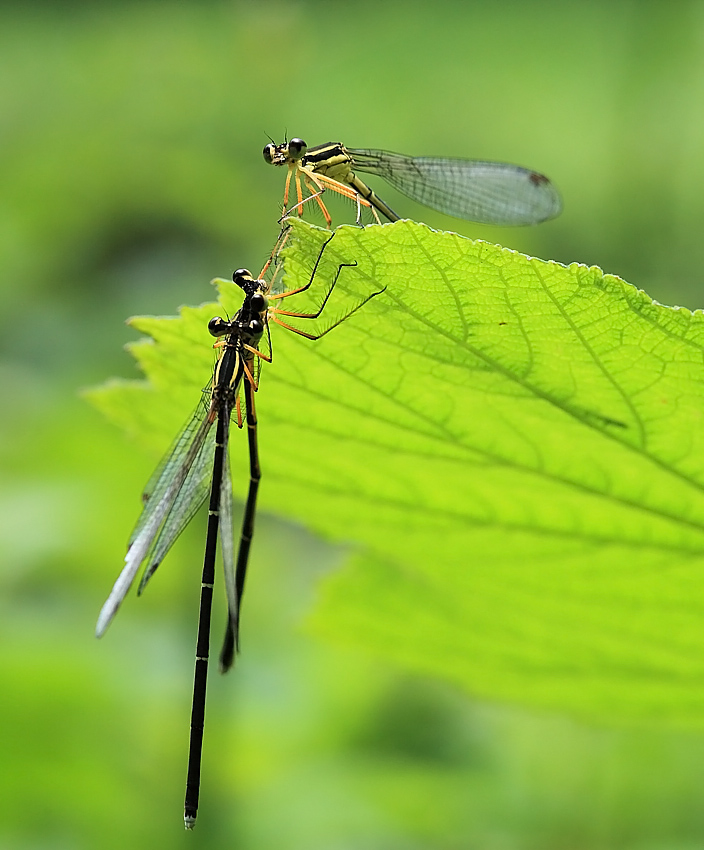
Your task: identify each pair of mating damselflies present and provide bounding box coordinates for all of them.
[97,137,562,828]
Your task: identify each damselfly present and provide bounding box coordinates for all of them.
[96,233,385,829]
[263,138,562,227]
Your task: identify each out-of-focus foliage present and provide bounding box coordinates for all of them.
[4,2,704,848]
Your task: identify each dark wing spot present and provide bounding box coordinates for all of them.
[529,171,550,186]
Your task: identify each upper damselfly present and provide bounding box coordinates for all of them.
[263,138,562,228]
[96,232,384,829]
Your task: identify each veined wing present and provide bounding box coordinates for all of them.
[130,394,211,546]
[137,431,216,594]
[350,148,562,226]
[96,403,216,638]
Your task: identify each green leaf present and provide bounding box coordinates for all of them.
[87,218,704,727]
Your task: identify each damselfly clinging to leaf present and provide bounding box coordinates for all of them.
[263,138,562,228]
[96,232,385,829]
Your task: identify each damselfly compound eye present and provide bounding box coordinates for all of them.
[250,292,267,313]
[288,138,307,158]
[233,269,252,288]
[208,317,229,337]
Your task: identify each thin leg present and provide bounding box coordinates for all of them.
[268,234,336,302]
[280,164,372,226]
[272,258,358,320]
[184,404,230,829]
[241,349,271,375]
[270,232,385,335]
[259,223,292,279]
[354,191,363,227]
[302,172,332,227]
[305,168,372,205]
[283,168,293,211]
[304,171,368,227]
[348,173,398,222]
[219,371,261,672]
[283,187,326,222]
[272,280,385,339]
[294,168,304,216]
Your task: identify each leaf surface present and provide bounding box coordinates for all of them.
[88,218,704,726]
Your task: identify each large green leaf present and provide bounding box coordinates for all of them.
[88,218,704,727]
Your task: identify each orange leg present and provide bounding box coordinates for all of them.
[283,168,293,211]
[303,172,332,227]
[258,223,292,279]
[242,345,272,368]
[295,168,304,217]
[280,165,373,228]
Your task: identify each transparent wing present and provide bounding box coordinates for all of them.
[96,403,215,638]
[130,395,211,546]
[350,148,562,226]
[137,430,217,594]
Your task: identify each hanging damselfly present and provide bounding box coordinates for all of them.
[263,138,562,228]
[96,230,385,829]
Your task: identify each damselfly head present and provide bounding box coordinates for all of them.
[262,138,307,166]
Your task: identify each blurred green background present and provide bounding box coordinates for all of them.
[3,1,704,847]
